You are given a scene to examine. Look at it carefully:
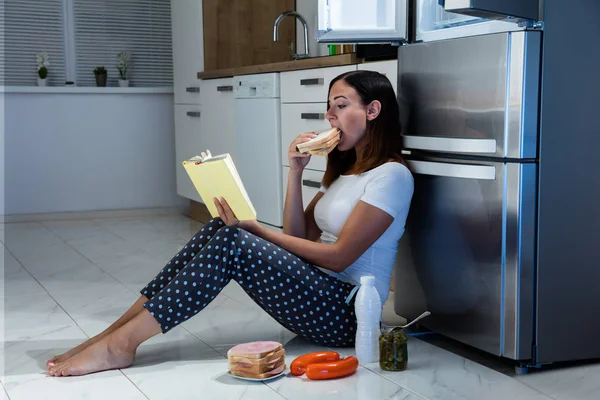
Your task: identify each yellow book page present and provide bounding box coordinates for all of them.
[183,154,256,221]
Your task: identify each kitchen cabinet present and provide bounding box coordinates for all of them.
[281,167,325,211]
[281,103,330,172]
[199,78,236,159]
[280,65,357,103]
[358,60,398,95]
[280,65,357,173]
[174,77,235,204]
[174,104,203,203]
[171,0,204,104]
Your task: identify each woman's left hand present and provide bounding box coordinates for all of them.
[213,197,261,233]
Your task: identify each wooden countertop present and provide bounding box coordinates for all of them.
[197,53,363,79]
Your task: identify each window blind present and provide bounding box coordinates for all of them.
[73,0,173,87]
[0,0,66,86]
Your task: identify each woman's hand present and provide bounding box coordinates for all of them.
[288,132,317,171]
[213,197,261,233]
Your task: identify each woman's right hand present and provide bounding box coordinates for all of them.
[289,132,317,171]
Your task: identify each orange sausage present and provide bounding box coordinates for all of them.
[290,351,340,376]
[305,356,359,380]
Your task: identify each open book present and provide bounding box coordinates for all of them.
[182,150,257,221]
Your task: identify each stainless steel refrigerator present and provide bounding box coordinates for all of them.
[394,30,541,363]
[317,0,600,371]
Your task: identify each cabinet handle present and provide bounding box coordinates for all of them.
[302,179,321,188]
[186,86,200,93]
[186,111,201,118]
[217,85,233,92]
[301,113,325,120]
[300,78,324,86]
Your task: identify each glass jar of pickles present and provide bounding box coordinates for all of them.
[379,326,408,371]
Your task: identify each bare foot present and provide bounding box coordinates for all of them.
[47,333,135,377]
[46,336,101,367]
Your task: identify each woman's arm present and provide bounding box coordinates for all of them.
[246,201,393,272]
[283,168,307,238]
[283,132,322,240]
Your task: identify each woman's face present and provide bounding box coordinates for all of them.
[326,80,368,152]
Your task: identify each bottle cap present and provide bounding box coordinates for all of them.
[360,275,375,285]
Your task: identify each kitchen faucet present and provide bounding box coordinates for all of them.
[273,11,310,60]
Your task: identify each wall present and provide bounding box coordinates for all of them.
[296,0,328,57]
[3,87,186,215]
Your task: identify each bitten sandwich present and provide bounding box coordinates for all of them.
[296,127,341,156]
[228,341,286,379]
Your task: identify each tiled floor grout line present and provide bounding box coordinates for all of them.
[117,373,151,400]
[3,241,150,393]
[4,218,197,395]
[36,215,291,397]
[359,362,431,400]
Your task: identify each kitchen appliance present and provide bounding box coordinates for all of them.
[234,73,284,229]
[317,0,600,372]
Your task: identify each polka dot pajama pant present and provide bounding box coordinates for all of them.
[140,217,358,347]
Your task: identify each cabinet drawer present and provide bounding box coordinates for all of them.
[358,60,398,95]
[281,65,357,103]
[200,77,234,105]
[281,103,331,172]
[174,104,203,203]
[282,167,325,211]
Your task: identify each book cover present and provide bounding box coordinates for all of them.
[182,151,257,221]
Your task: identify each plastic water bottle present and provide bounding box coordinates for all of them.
[354,275,382,364]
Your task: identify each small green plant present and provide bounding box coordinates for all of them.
[36,52,49,79]
[93,66,107,75]
[38,66,48,79]
[116,51,130,80]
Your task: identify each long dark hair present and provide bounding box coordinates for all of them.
[322,70,405,188]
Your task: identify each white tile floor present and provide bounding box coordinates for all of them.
[2,211,599,400]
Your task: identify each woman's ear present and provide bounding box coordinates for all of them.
[366,100,382,121]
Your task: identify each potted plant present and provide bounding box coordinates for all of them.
[93,66,107,87]
[35,52,49,86]
[116,51,131,87]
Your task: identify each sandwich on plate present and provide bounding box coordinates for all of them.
[296,127,341,156]
[228,341,286,379]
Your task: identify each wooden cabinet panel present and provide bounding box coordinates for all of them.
[203,0,296,70]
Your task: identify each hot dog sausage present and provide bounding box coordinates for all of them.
[290,351,340,376]
[305,356,359,380]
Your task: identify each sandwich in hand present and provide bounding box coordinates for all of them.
[228,341,286,379]
[296,128,340,156]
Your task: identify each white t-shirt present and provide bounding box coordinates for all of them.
[313,162,414,305]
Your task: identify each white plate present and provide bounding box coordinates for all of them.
[227,371,286,382]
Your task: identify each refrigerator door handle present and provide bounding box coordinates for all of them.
[402,135,497,154]
[408,160,496,180]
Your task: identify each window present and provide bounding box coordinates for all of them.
[73,0,173,87]
[0,0,67,86]
[0,0,173,87]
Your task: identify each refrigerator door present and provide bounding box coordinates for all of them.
[395,155,536,360]
[398,31,541,159]
[416,0,526,42]
[316,0,408,43]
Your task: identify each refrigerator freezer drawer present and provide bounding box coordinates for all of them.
[396,157,536,360]
[398,31,541,159]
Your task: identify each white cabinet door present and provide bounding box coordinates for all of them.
[174,104,203,203]
[281,103,331,172]
[198,78,236,159]
[317,0,408,43]
[281,65,357,103]
[358,60,398,95]
[282,167,325,211]
[171,0,204,104]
